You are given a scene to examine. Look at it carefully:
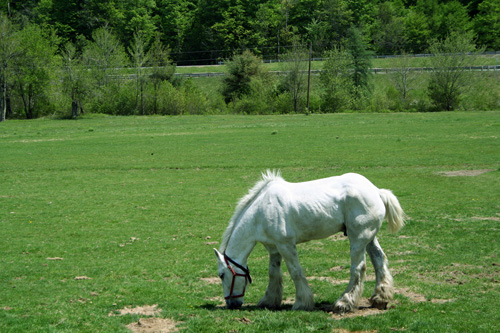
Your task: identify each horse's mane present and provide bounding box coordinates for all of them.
[220,170,283,253]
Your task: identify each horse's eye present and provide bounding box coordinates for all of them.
[219,273,225,280]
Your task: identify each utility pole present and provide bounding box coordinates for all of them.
[306,42,312,111]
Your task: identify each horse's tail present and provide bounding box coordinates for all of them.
[379,189,405,233]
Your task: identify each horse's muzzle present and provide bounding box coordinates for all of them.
[226,298,243,309]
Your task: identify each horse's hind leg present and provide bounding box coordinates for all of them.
[367,237,394,309]
[258,244,283,310]
[333,237,368,313]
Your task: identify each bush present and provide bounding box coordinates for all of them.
[145,81,184,115]
[181,80,210,115]
[229,75,278,114]
[91,82,137,115]
[222,50,264,103]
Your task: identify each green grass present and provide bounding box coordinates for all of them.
[1,112,499,332]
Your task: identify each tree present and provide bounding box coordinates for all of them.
[473,0,500,50]
[154,0,195,54]
[403,7,432,53]
[320,46,354,112]
[36,0,82,44]
[0,13,18,121]
[437,1,472,39]
[251,1,282,58]
[148,33,175,114]
[390,52,420,108]
[118,0,157,47]
[82,25,129,114]
[222,50,263,103]
[11,24,59,119]
[61,42,88,118]
[83,25,127,88]
[73,0,123,41]
[129,30,150,115]
[279,40,308,113]
[319,0,353,46]
[1,0,38,21]
[211,3,251,52]
[347,26,373,103]
[371,2,407,54]
[427,32,481,111]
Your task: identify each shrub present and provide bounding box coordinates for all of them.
[222,50,264,103]
[94,82,137,115]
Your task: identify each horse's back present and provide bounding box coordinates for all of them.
[253,173,383,243]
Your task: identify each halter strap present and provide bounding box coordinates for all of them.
[223,254,252,300]
[224,254,252,283]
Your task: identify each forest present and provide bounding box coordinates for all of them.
[3,0,500,62]
[0,0,499,120]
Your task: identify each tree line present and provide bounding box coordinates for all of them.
[2,0,499,64]
[1,1,498,120]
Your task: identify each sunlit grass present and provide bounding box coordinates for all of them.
[1,112,499,331]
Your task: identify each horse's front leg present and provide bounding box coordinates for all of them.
[258,244,283,310]
[333,238,368,313]
[367,237,394,309]
[276,243,315,311]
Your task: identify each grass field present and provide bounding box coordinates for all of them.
[1,112,499,332]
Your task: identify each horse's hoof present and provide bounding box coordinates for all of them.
[333,300,355,314]
[371,300,388,310]
[257,301,281,310]
[292,301,315,311]
[370,296,388,310]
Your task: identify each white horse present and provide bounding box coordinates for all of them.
[214,170,405,312]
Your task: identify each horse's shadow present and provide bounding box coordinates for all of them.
[198,303,293,312]
[198,301,371,313]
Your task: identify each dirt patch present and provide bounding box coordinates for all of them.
[126,318,182,333]
[396,287,455,304]
[74,276,92,280]
[431,298,456,304]
[329,266,345,272]
[308,274,375,285]
[437,169,495,177]
[308,276,345,284]
[206,296,225,303]
[473,216,500,222]
[235,317,252,324]
[327,298,385,320]
[333,330,377,333]
[111,304,162,317]
[112,304,183,332]
[199,277,220,284]
[327,234,348,242]
[395,287,427,302]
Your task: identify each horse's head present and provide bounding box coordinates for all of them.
[214,249,252,309]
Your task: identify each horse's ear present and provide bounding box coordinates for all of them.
[213,248,226,266]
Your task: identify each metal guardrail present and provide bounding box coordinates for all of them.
[108,64,500,80]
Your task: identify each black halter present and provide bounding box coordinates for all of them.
[223,254,252,299]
